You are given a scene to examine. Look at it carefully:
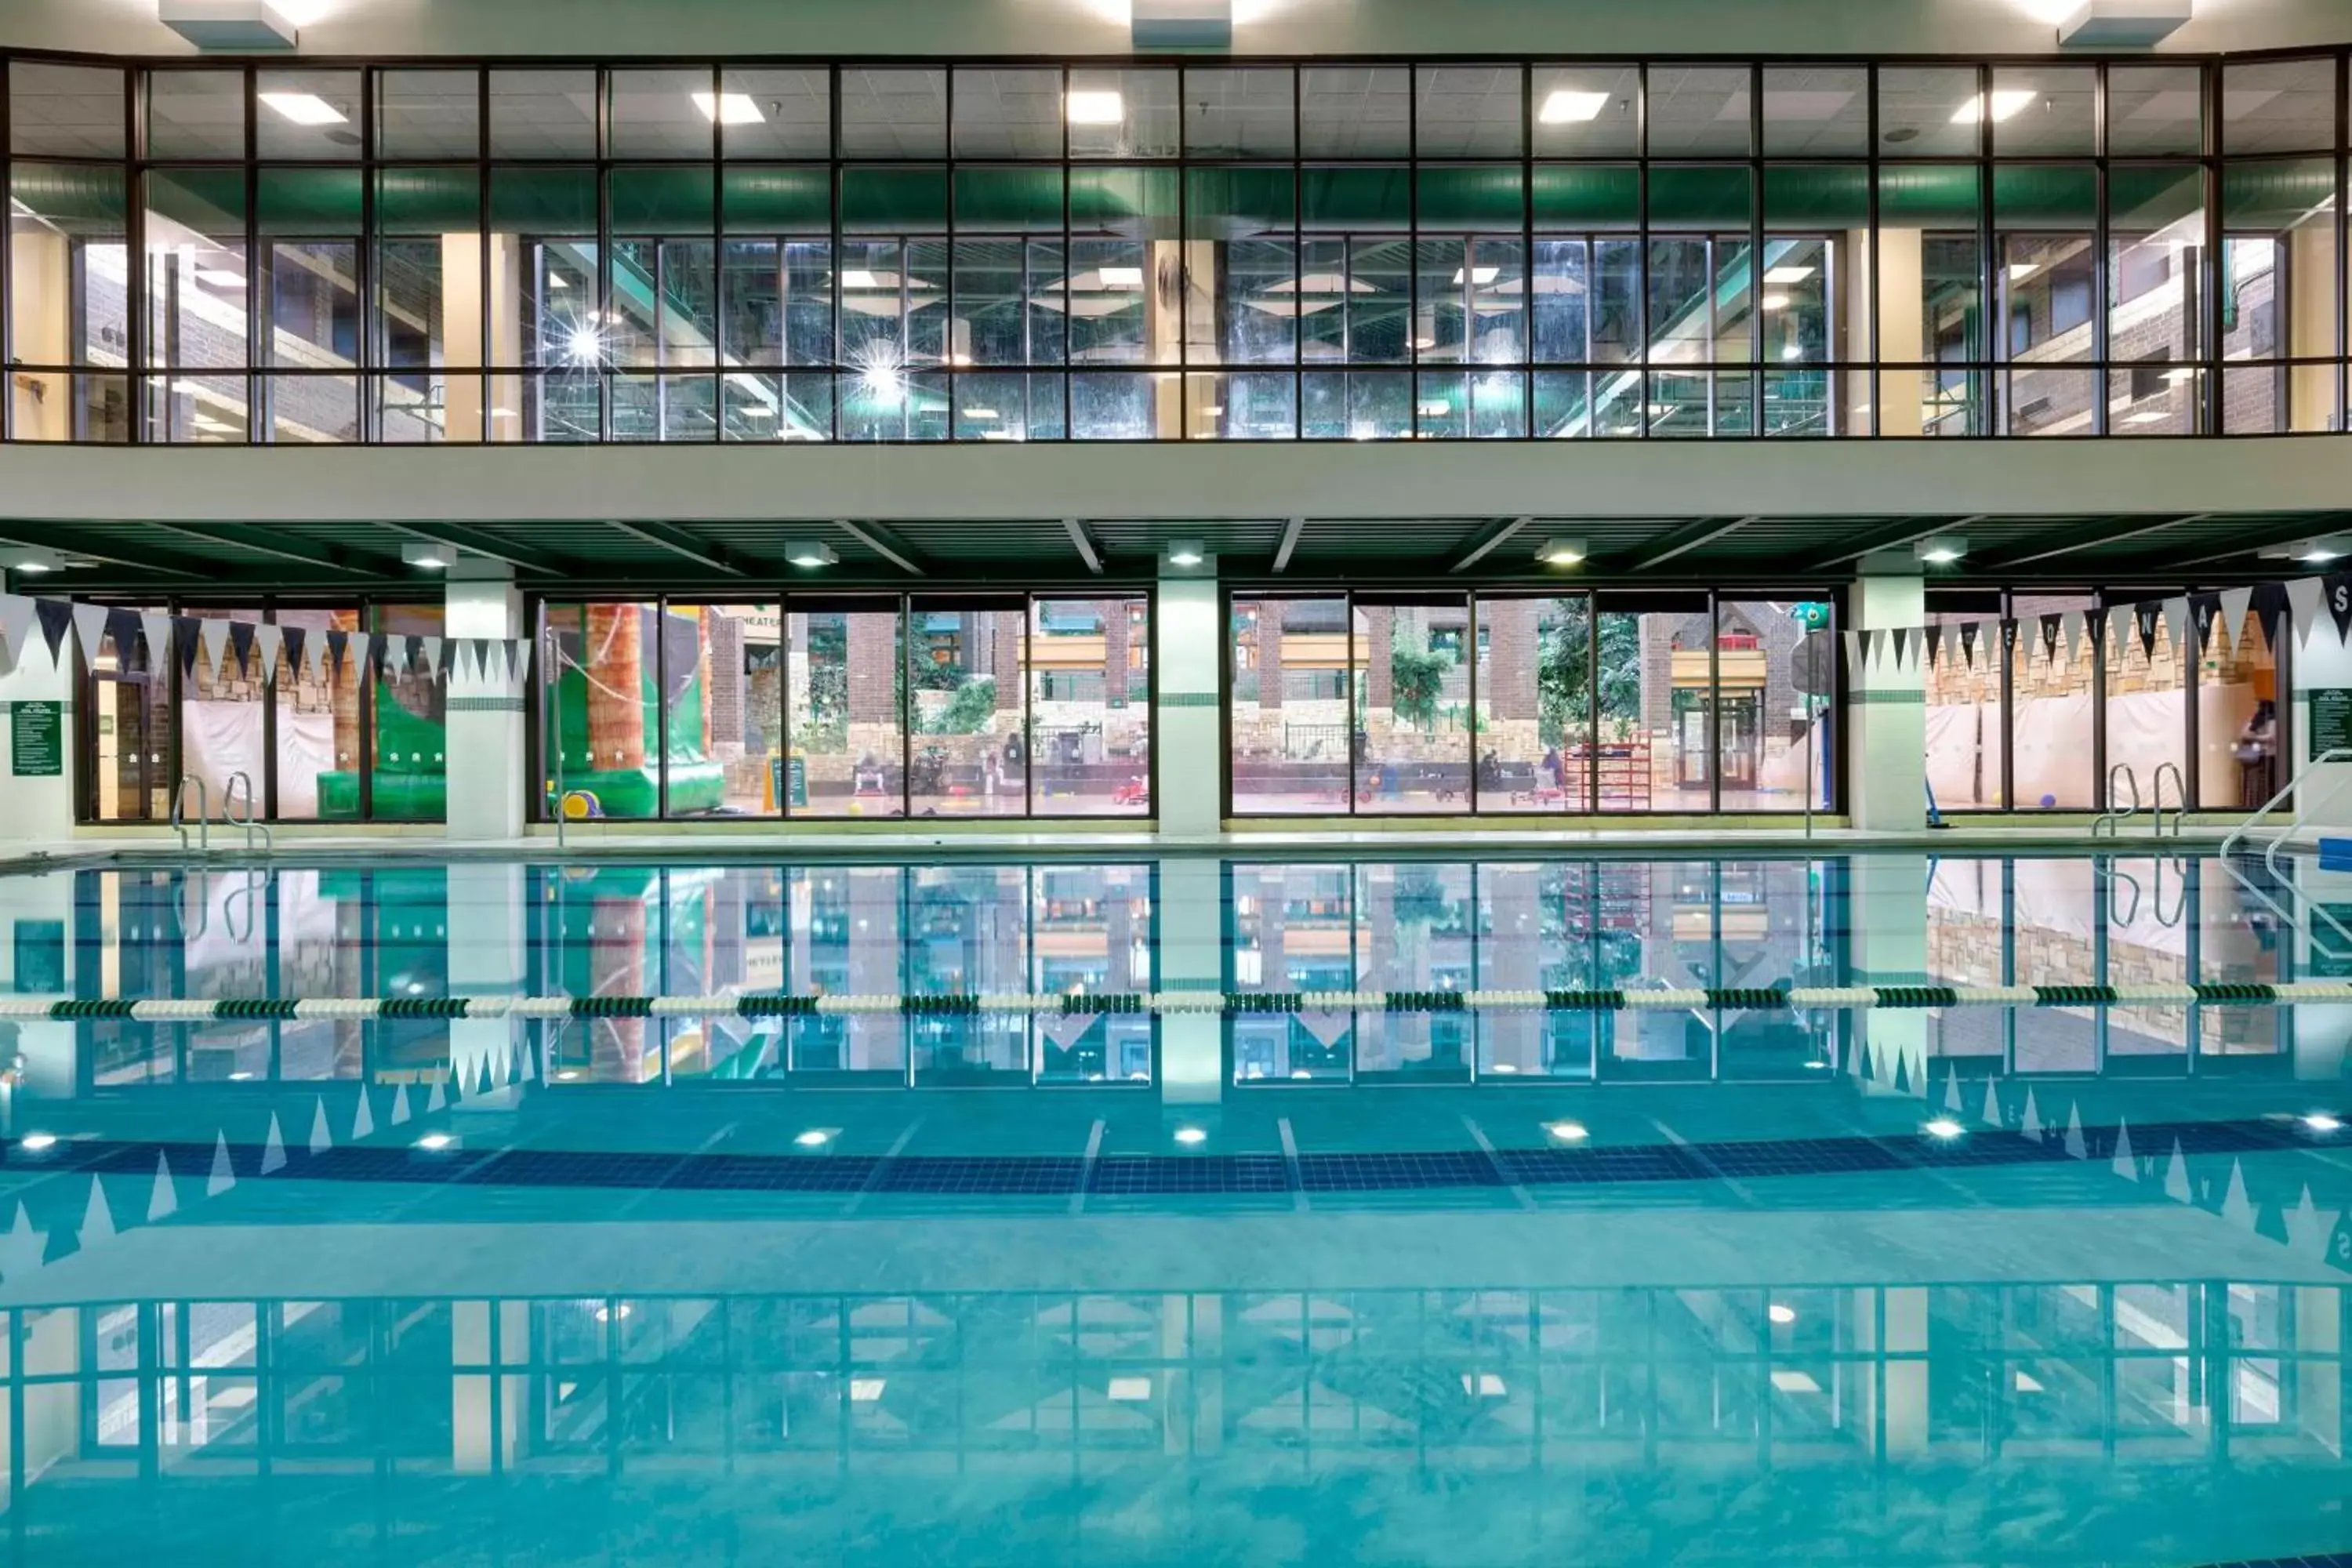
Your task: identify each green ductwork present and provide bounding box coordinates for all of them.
[1069,165,1179,237]
[840,165,947,230]
[954,165,1063,232]
[1533,163,1637,227]
[1185,165,1294,237]
[5,162,125,233]
[377,166,479,235]
[1303,165,1410,230]
[146,168,245,233]
[612,165,715,235]
[1416,164,1524,227]
[256,167,362,236]
[722,165,830,234]
[2221,157,2340,228]
[492,166,596,230]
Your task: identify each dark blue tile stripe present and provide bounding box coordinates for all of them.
[2193,1554,2352,1567]
[2,1116,2322,1202]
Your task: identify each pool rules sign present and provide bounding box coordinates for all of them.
[9,701,60,777]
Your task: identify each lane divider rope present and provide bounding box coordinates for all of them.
[2,981,2340,1023]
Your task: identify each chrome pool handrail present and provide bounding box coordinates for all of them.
[2150,762,2186,839]
[223,769,274,857]
[2090,764,2140,838]
[169,775,209,855]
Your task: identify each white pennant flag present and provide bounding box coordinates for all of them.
[1842,629,1861,670]
[422,636,443,681]
[139,610,172,669]
[254,622,283,684]
[70,602,108,662]
[0,596,33,670]
[2105,604,2131,660]
[2059,609,2085,666]
[2219,586,2253,653]
[2160,596,2185,659]
[198,616,231,684]
[510,637,532,684]
[303,626,326,682]
[2286,577,2327,648]
[347,631,373,678]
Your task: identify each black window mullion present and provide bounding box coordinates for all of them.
[597,65,613,442]
[0,56,9,441]
[1707,590,1722,814]
[1588,596,1601,814]
[1466,593,1479,815]
[1998,590,2016,814]
[1521,61,1534,436]
[477,69,492,444]
[358,66,375,441]
[1636,64,1650,438]
[655,596,670,817]
[710,64,723,442]
[1749,62,1763,436]
[2091,594,2109,812]
[357,601,376,822]
[2202,58,2224,436]
[259,600,277,818]
[126,67,147,444]
[245,64,259,445]
[899,594,913,819]
[2338,49,2349,431]
[829,64,842,442]
[1979,61,1996,437]
[1062,63,1073,441]
[1865,63,1878,437]
[1294,65,1304,437]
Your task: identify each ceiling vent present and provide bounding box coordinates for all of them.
[158,0,301,50]
[2054,0,2192,49]
[1133,0,1232,49]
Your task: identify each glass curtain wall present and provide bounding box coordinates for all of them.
[1229,588,1834,815]
[9,53,2344,443]
[74,598,440,823]
[539,592,1152,820]
[1922,586,2288,812]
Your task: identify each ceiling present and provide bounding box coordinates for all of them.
[11,510,2349,596]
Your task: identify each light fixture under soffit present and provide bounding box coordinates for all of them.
[1915,536,1969,566]
[1132,0,1232,49]
[2291,539,2352,565]
[1167,539,1206,568]
[786,542,839,568]
[1535,538,1588,567]
[1540,89,1611,125]
[158,0,300,49]
[7,548,68,575]
[1951,89,2041,124]
[691,91,765,125]
[1065,90,1127,126]
[2055,0,2191,49]
[401,541,451,570]
[258,92,346,126]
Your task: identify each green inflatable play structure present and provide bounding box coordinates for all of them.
[544,604,726,818]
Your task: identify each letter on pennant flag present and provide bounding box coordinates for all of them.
[2327,572,2352,645]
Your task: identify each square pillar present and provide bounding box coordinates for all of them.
[1155,564,1221,840]
[446,566,526,843]
[0,633,77,844]
[1848,571,1926,832]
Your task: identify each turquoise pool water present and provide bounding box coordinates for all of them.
[0,851,2348,1565]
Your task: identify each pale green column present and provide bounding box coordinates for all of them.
[1848,568,1926,832]
[1154,562,1221,842]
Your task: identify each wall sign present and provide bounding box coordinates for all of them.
[2311,689,2352,760]
[10,700,62,777]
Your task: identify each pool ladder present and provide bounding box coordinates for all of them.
[2213,747,2352,965]
[169,771,274,858]
[2090,763,2187,840]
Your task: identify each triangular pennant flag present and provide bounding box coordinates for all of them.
[2133,601,2159,662]
[2285,577,2326,648]
[423,636,443,681]
[138,609,172,669]
[461,637,487,684]
[2105,603,2131,659]
[253,622,283,685]
[2063,1102,2087,1159]
[198,616,231,684]
[2187,591,2220,655]
[309,1096,332,1154]
[0,1203,45,1283]
[173,615,201,677]
[70,601,108,662]
[2328,572,2352,645]
[105,607,141,662]
[348,630,374,680]
[1890,626,1910,669]
[1842,629,1861,670]
[491,1045,509,1089]
[2220,586,2254,652]
[1923,622,1943,666]
[208,1131,236,1196]
[2221,1160,2255,1229]
[0,594,35,665]
[2039,613,2060,666]
[324,627,349,684]
[403,633,424,678]
[2287,1185,2332,1259]
[2160,596,2186,660]
[148,1151,178,1221]
[1958,622,1979,666]
[1941,1070,1963,1114]
[33,597,72,663]
[2110,1117,2136,1180]
[2060,609,2085,665]
[260,1112,286,1174]
[351,1086,375,1141]
[1980,1077,2002,1128]
[2002,618,2020,661]
[426,1075,446,1113]
[2020,1088,2042,1141]
[227,618,256,678]
[2163,1139,2191,1203]
[391,1082,412,1124]
[507,637,528,682]
[520,1040,538,1083]
[81,1176,115,1245]
[2252,582,2288,652]
[1893,1048,1911,1096]
[476,1055,494,1098]
[280,625,306,685]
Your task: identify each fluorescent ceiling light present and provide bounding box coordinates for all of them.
[549,273,572,289]
[415,1133,454,1151]
[2007,261,2042,281]
[1767,1304,1798,1325]
[401,542,449,569]
[1460,1373,1508,1397]
[786,542,839,568]
[1922,1117,1965,1139]
[17,1132,56,1151]
[735,404,777,419]
[840,269,881,289]
[1417,398,1452,416]
[1544,1120,1588,1142]
[1167,539,1205,568]
[1107,1377,1154,1401]
[2305,1112,2344,1131]
[258,91,345,125]
[692,90,764,125]
[1174,1126,1207,1145]
[1098,266,1145,288]
[2297,544,2345,564]
[1780,343,1803,361]
[849,1378,886,1402]
[1066,89,1125,125]
[793,1128,833,1146]
[1763,265,1815,285]
[961,407,1000,419]
[1536,538,1587,566]
[1916,535,1968,564]
[1760,292,1791,311]
[1769,1370,1822,1394]
[1540,89,1611,125]
[1954,89,2039,124]
[194,268,245,288]
[1453,266,1501,285]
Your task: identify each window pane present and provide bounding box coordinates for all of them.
[180,608,266,815]
[1994,67,2095,157]
[1068,69,1178,160]
[1230,597,1349,814]
[88,612,172,822]
[909,868,1031,1082]
[1301,67,1409,158]
[1717,601,1831,812]
[785,868,906,1077]
[1185,67,1293,158]
[10,61,123,157]
[2109,64,2201,156]
[1762,66,1865,156]
[1228,863,1352,1081]
[274,608,361,819]
[377,69,478,159]
[2223,157,2342,434]
[1353,863,1472,1076]
[1475,597,1592,812]
[670,604,781,817]
[1996,165,2096,437]
[953,67,1059,159]
[1877,67,1979,158]
[1355,599,1470,814]
[1417,64,1522,158]
[543,604,660,819]
[791,606,905,817]
[488,167,599,442]
[256,69,360,159]
[490,70,596,159]
[1598,600,1710,811]
[9,162,130,439]
[909,604,1026,817]
[1533,65,1637,158]
[149,71,245,159]
[840,67,945,158]
[1648,232,1753,368]
[2110,165,2207,436]
[143,169,249,441]
[2010,593,2096,809]
[373,603,448,820]
[2226,57,2338,155]
[2102,595,2186,811]
[1031,597,1149,815]
[612,67,714,158]
[1926,604,2004,809]
[1880,165,1984,435]
[720,68,830,159]
[2202,610,2280,809]
[1646,66,1750,157]
[1185,167,1295,366]
[376,168,483,444]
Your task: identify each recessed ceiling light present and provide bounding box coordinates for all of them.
[961,407,1000,420]
[1173,1126,1207,1145]
[691,90,765,125]
[1763,265,1816,285]
[1098,266,1145,289]
[1953,89,2038,125]
[415,1132,454,1151]
[840,268,881,289]
[1453,266,1501,285]
[401,542,449,570]
[2304,1112,2343,1133]
[786,542,838,568]
[1461,1372,1508,1396]
[259,92,347,126]
[1544,1120,1588,1142]
[1922,1118,1965,1140]
[2007,261,2042,281]
[794,1128,833,1146]
[228,1071,252,1081]
[849,1377,886,1402]
[1417,398,1452,417]
[1915,536,1969,565]
[1535,538,1588,567]
[593,1302,633,1323]
[1539,89,1610,124]
[1760,292,1791,311]
[2297,543,2346,564]
[1767,1303,1797,1325]
[1067,89,1126,125]
[1107,1376,1153,1401]
[18,1132,56,1152]
[1167,539,1205,568]
[1769,1370,1823,1393]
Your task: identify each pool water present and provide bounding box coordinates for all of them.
[2,850,2350,1566]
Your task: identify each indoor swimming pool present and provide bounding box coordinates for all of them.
[1,848,2350,1566]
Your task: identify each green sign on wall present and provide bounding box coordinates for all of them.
[2312,689,2352,761]
[10,701,62,778]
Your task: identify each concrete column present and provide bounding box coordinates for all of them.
[2290,619,2352,1077]
[1850,851,1929,1096]
[1158,854,1221,1105]
[447,863,525,1091]
[451,1298,530,1473]
[1871,227,1926,436]
[0,629,76,844]
[1848,569,1926,832]
[1155,564,1221,840]
[446,567,526,842]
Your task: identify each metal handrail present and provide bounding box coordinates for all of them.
[222,770,274,857]
[2151,762,2187,839]
[2220,748,2352,879]
[2102,858,2143,928]
[2151,854,2189,929]
[2090,764,2141,838]
[169,775,209,854]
